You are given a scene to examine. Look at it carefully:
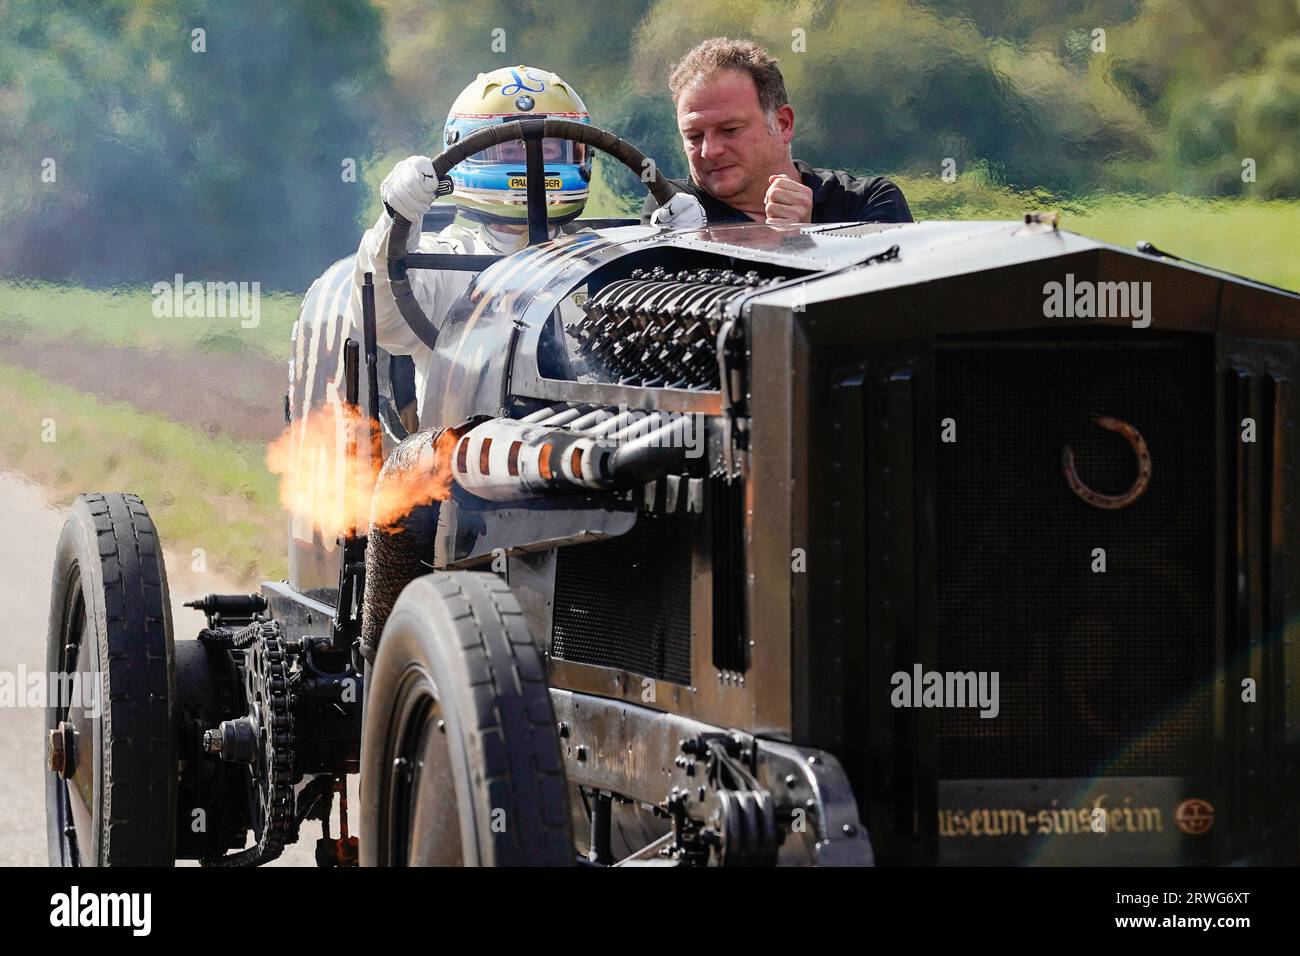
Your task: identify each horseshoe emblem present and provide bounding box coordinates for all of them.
[1061,415,1151,510]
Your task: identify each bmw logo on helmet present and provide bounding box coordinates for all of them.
[515,94,535,111]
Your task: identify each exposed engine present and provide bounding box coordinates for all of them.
[571,266,787,389]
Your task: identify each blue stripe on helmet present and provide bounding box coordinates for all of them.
[451,164,589,193]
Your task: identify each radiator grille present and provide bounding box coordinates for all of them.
[934,340,1215,778]
[551,513,693,684]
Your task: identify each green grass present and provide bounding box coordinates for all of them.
[896,174,1300,292]
[0,278,302,361]
[0,362,285,584]
[1065,198,1300,293]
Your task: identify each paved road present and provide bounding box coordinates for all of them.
[0,471,348,867]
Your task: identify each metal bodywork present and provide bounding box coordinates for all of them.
[284,208,638,596]
[288,213,1300,865]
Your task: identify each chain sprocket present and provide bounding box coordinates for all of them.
[201,624,297,866]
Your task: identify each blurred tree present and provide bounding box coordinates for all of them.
[0,0,387,288]
[1105,1,1300,196]
[0,0,1295,288]
[1164,36,1300,196]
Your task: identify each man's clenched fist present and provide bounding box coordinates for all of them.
[764,173,813,223]
[381,155,441,225]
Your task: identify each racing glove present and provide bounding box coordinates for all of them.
[381,155,443,225]
[650,192,707,230]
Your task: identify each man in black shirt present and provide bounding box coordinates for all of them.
[642,38,911,228]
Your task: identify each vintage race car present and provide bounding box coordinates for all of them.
[45,119,1300,866]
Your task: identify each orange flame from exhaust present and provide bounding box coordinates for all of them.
[370,426,460,530]
[266,403,455,541]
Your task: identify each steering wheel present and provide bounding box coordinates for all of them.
[383,117,679,352]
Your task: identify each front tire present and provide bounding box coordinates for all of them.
[360,572,571,866]
[45,493,176,866]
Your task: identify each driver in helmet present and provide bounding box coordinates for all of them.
[348,65,702,429]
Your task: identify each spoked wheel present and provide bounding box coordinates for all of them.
[360,572,572,866]
[45,493,176,866]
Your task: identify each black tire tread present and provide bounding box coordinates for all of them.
[375,571,571,865]
[50,493,175,866]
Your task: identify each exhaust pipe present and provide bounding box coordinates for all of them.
[357,408,694,657]
[450,414,693,502]
[359,427,448,662]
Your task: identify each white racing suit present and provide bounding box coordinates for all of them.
[345,209,556,430]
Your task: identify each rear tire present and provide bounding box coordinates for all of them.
[45,493,176,866]
[360,572,572,866]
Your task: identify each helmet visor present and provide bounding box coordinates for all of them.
[468,137,587,166]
